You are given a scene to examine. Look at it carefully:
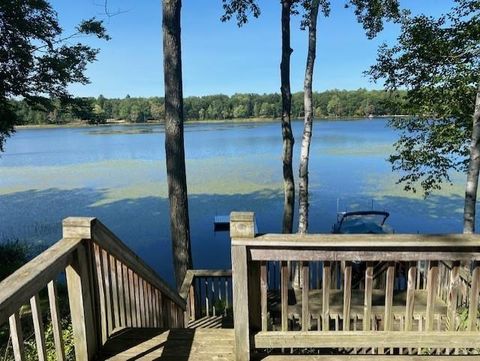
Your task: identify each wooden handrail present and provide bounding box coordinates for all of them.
[0,237,83,325]
[91,219,185,308]
[180,269,233,326]
[0,216,187,361]
[233,232,480,248]
[230,211,480,361]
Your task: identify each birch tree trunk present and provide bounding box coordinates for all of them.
[464,83,480,234]
[298,0,320,234]
[281,0,295,234]
[162,0,193,289]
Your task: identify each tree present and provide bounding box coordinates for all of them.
[279,0,296,234]
[163,0,193,289]
[368,0,480,232]
[0,0,109,152]
[298,0,328,233]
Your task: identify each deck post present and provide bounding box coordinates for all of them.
[231,212,256,361]
[63,218,98,360]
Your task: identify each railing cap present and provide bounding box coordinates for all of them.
[63,217,96,239]
[230,211,256,239]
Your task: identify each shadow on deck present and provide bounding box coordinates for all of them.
[98,328,235,361]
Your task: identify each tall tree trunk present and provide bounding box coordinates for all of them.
[162,0,192,289]
[298,0,320,234]
[281,0,295,234]
[464,83,480,234]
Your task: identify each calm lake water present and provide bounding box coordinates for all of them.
[0,118,469,285]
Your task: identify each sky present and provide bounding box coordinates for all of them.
[51,0,455,98]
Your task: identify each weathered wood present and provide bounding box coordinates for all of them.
[102,249,113,336]
[93,244,108,344]
[363,262,373,331]
[263,356,480,360]
[468,261,480,330]
[260,261,268,331]
[66,244,97,360]
[426,260,439,331]
[48,281,65,361]
[30,294,47,361]
[230,212,256,239]
[0,237,81,324]
[109,255,120,329]
[322,261,331,331]
[62,217,95,239]
[232,245,250,361]
[384,262,395,331]
[343,261,352,331]
[249,249,480,262]
[116,260,126,328]
[9,311,25,361]
[235,232,480,247]
[405,262,416,331]
[302,261,310,331]
[128,268,137,327]
[281,261,289,331]
[134,273,141,327]
[254,331,480,349]
[92,220,185,308]
[446,261,460,331]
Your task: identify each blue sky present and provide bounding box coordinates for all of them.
[51,0,454,98]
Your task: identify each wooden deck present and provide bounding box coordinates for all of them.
[98,328,235,360]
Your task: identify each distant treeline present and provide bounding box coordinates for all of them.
[12,89,407,125]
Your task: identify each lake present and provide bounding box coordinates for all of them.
[0,118,469,285]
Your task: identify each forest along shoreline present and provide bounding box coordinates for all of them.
[15,115,407,129]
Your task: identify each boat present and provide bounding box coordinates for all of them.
[332,210,393,234]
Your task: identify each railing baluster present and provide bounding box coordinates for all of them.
[134,273,142,327]
[110,255,120,330]
[385,262,395,331]
[117,260,126,328]
[343,261,352,331]
[101,249,113,336]
[140,279,147,327]
[447,261,460,331]
[47,280,65,361]
[302,261,310,331]
[260,261,268,331]
[322,261,331,331]
[426,260,439,331]
[405,261,416,331]
[30,294,47,361]
[93,244,108,344]
[205,278,210,318]
[468,261,480,331]
[128,268,136,327]
[9,311,25,361]
[281,260,288,331]
[363,262,373,331]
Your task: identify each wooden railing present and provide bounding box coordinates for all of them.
[230,212,480,361]
[180,269,233,327]
[0,217,185,361]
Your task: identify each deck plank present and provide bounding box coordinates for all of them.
[98,328,234,361]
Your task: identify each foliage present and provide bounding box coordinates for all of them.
[11,89,407,125]
[0,241,31,281]
[0,0,109,151]
[368,0,480,195]
[221,0,400,36]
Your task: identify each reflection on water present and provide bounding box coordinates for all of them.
[0,118,471,285]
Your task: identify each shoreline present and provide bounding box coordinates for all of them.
[16,115,404,130]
